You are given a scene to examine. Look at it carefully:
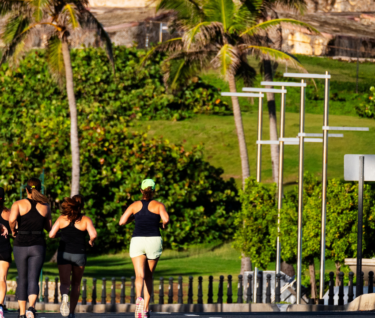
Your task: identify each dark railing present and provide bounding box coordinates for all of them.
[13,271,375,305]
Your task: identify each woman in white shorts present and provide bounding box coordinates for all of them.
[119,179,169,318]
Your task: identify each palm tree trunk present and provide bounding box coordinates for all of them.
[308,258,317,301]
[228,74,252,274]
[62,38,80,196]
[263,58,279,183]
[227,74,250,188]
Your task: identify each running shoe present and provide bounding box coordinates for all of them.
[135,297,145,318]
[0,305,3,318]
[60,294,70,317]
[68,314,75,318]
[145,311,150,318]
[26,307,37,318]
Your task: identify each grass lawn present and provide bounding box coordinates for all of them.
[6,244,339,303]
[131,112,375,185]
[201,55,375,117]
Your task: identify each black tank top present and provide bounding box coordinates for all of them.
[59,221,87,254]
[132,200,161,237]
[0,210,11,252]
[14,198,46,247]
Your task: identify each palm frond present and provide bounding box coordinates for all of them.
[154,0,205,25]
[79,8,115,73]
[245,45,306,70]
[0,1,25,16]
[62,3,80,29]
[204,0,235,32]
[46,35,65,81]
[264,0,307,15]
[230,1,259,33]
[32,0,49,22]
[0,14,32,65]
[183,21,224,49]
[240,18,320,37]
[140,38,183,66]
[211,43,240,79]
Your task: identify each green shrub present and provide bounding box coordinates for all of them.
[233,175,375,268]
[0,47,230,122]
[0,74,238,254]
[355,86,375,119]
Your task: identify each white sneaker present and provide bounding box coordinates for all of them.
[135,297,145,318]
[26,306,37,318]
[60,294,70,317]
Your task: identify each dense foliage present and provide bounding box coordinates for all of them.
[0,47,230,122]
[0,56,239,254]
[233,176,375,268]
[356,86,375,119]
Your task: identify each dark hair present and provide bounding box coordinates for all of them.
[26,178,48,204]
[61,194,84,223]
[142,186,154,201]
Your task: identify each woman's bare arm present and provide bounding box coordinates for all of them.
[9,202,20,237]
[159,203,169,229]
[86,217,97,247]
[44,205,52,232]
[49,217,61,238]
[119,204,136,226]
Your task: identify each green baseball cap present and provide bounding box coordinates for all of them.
[141,179,156,190]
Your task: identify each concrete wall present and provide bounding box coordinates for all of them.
[305,0,375,13]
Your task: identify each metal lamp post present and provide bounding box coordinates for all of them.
[260,81,307,287]
[284,72,369,302]
[242,87,287,183]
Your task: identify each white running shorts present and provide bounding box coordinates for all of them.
[129,236,163,259]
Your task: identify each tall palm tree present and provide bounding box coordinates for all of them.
[148,0,317,274]
[148,0,316,188]
[258,0,308,183]
[0,0,114,196]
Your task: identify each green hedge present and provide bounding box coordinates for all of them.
[0,53,239,254]
[233,175,375,268]
[0,47,231,122]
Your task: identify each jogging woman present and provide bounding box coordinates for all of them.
[49,195,97,318]
[119,179,169,318]
[0,187,11,318]
[10,178,52,318]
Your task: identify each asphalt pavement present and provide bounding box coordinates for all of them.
[4,312,375,318]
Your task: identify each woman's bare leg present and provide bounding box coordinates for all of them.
[131,255,147,298]
[58,264,72,296]
[143,258,159,311]
[70,266,85,313]
[0,261,9,305]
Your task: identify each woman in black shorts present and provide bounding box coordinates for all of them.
[49,195,97,318]
[0,187,11,318]
[10,178,52,318]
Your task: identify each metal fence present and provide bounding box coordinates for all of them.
[14,271,375,305]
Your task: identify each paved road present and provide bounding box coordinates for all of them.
[3,312,375,318]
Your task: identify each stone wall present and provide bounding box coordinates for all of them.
[89,0,155,8]
[305,0,375,13]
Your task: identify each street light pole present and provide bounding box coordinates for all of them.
[295,80,306,303]
[319,71,330,301]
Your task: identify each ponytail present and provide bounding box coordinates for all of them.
[141,186,154,201]
[61,195,84,223]
[26,178,48,204]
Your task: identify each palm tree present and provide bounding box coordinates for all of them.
[148,0,316,187]
[148,0,318,274]
[258,0,308,183]
[0,0,114,196]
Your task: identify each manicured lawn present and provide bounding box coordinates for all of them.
[131,113,375,185]
[201,55,375,117]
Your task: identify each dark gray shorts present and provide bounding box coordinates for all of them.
[57,251,87,267]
